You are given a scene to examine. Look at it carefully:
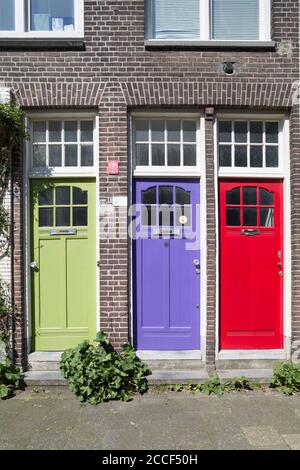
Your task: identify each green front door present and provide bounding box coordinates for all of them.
[31,179,96,351]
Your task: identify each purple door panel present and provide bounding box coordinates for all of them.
[133,180,200,350]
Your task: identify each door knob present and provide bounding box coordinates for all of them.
[278,271,283,277]
[193,259,200,267]
[30,261,38,269]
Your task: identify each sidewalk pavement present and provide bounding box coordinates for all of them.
[0,387,300,450]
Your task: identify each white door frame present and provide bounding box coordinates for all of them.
[214,112,291,360]
[23,111,100,353]
[129,111,207,361]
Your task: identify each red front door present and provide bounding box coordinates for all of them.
[219,180,284,350]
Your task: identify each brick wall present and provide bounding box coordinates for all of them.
[0,0,298,364]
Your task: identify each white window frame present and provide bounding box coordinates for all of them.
[0,0,84,39]
[132,113,204,177]
[146,0,271,45]
[217,114,287,178]
[27,112,97,177]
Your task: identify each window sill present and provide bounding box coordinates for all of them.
[145,40,276,51]
[0,36,84,49]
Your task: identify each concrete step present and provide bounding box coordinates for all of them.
[145,359,205,371]
[148,369,209,384]
[217,369,274,384]
[24,371,67,386]
[28,352,62,371]
[23,368,273,387]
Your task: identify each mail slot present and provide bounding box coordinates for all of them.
[241,229,261,236]
[153,228,180,237]
[50,229,77,236]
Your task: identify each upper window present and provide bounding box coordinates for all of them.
[146,0,271,42]
[29,118,96,173]
[133,117,201,175]
[0,0,84,38]
[218,119,282,173]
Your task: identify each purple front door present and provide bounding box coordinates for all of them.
[133,180,200,350]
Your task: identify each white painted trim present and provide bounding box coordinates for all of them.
[200,0,210,41]
[0,0,84,39]
[27,113,98,177]
[132,114,204,177]
[24,112,100,353]
[218,349,287,360]
[260,0,271,41]
[214,112,292,361]
[137,350,202,361]
[218,114,285,177]
[95,115,100,334]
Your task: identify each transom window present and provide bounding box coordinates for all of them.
[218,120,280,170]
[0,0,84,38]
[146,0,270,42]
[38,186,88,228]
[134,118,198,171]
[141,185,191,228]
[30,119,95,171]
[226,186,274,228]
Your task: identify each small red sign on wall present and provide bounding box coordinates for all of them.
[108,160,119,175]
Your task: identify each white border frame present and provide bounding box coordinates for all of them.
[132,112,204,177]
[214,112,291,361]
[23,111,99,353]
[146,0,271,43]
[27,112,97,178]
[131,111,207,363]
[0,0,84,39]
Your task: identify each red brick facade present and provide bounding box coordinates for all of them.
[1,1,299,366]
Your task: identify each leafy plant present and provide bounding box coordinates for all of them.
[0,282,13,347]
[0,357,21,399]
[0,103,27,355]
[60,331,151,405]
[202,375,224,396]
[270,362,300,395]
[223,376,256,392]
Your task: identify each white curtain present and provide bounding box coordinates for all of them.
[211,0,259,40]
[153,0,200,39]
[0,0,15,30]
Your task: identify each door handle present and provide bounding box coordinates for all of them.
[193,259,200,267]
[30,261,38,269]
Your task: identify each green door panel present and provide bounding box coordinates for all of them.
[31,179,96,351]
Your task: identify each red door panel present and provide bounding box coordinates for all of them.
[219,180,283,350]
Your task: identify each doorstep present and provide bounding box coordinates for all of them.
[217,369,274,385]
[24,370,67,386]
[23,368,274,387]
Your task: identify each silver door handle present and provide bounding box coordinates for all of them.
[30,261,38,269]
[193,259,200,267]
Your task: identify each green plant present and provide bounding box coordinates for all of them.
[0,282,13,346]
[0,103,27,354]
[270,362,300,395]
[223,376,256,392]
[202,376,224,396]
[60,331,151,405]
[0,357,21,399]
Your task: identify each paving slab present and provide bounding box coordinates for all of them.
[0,388,299,450]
